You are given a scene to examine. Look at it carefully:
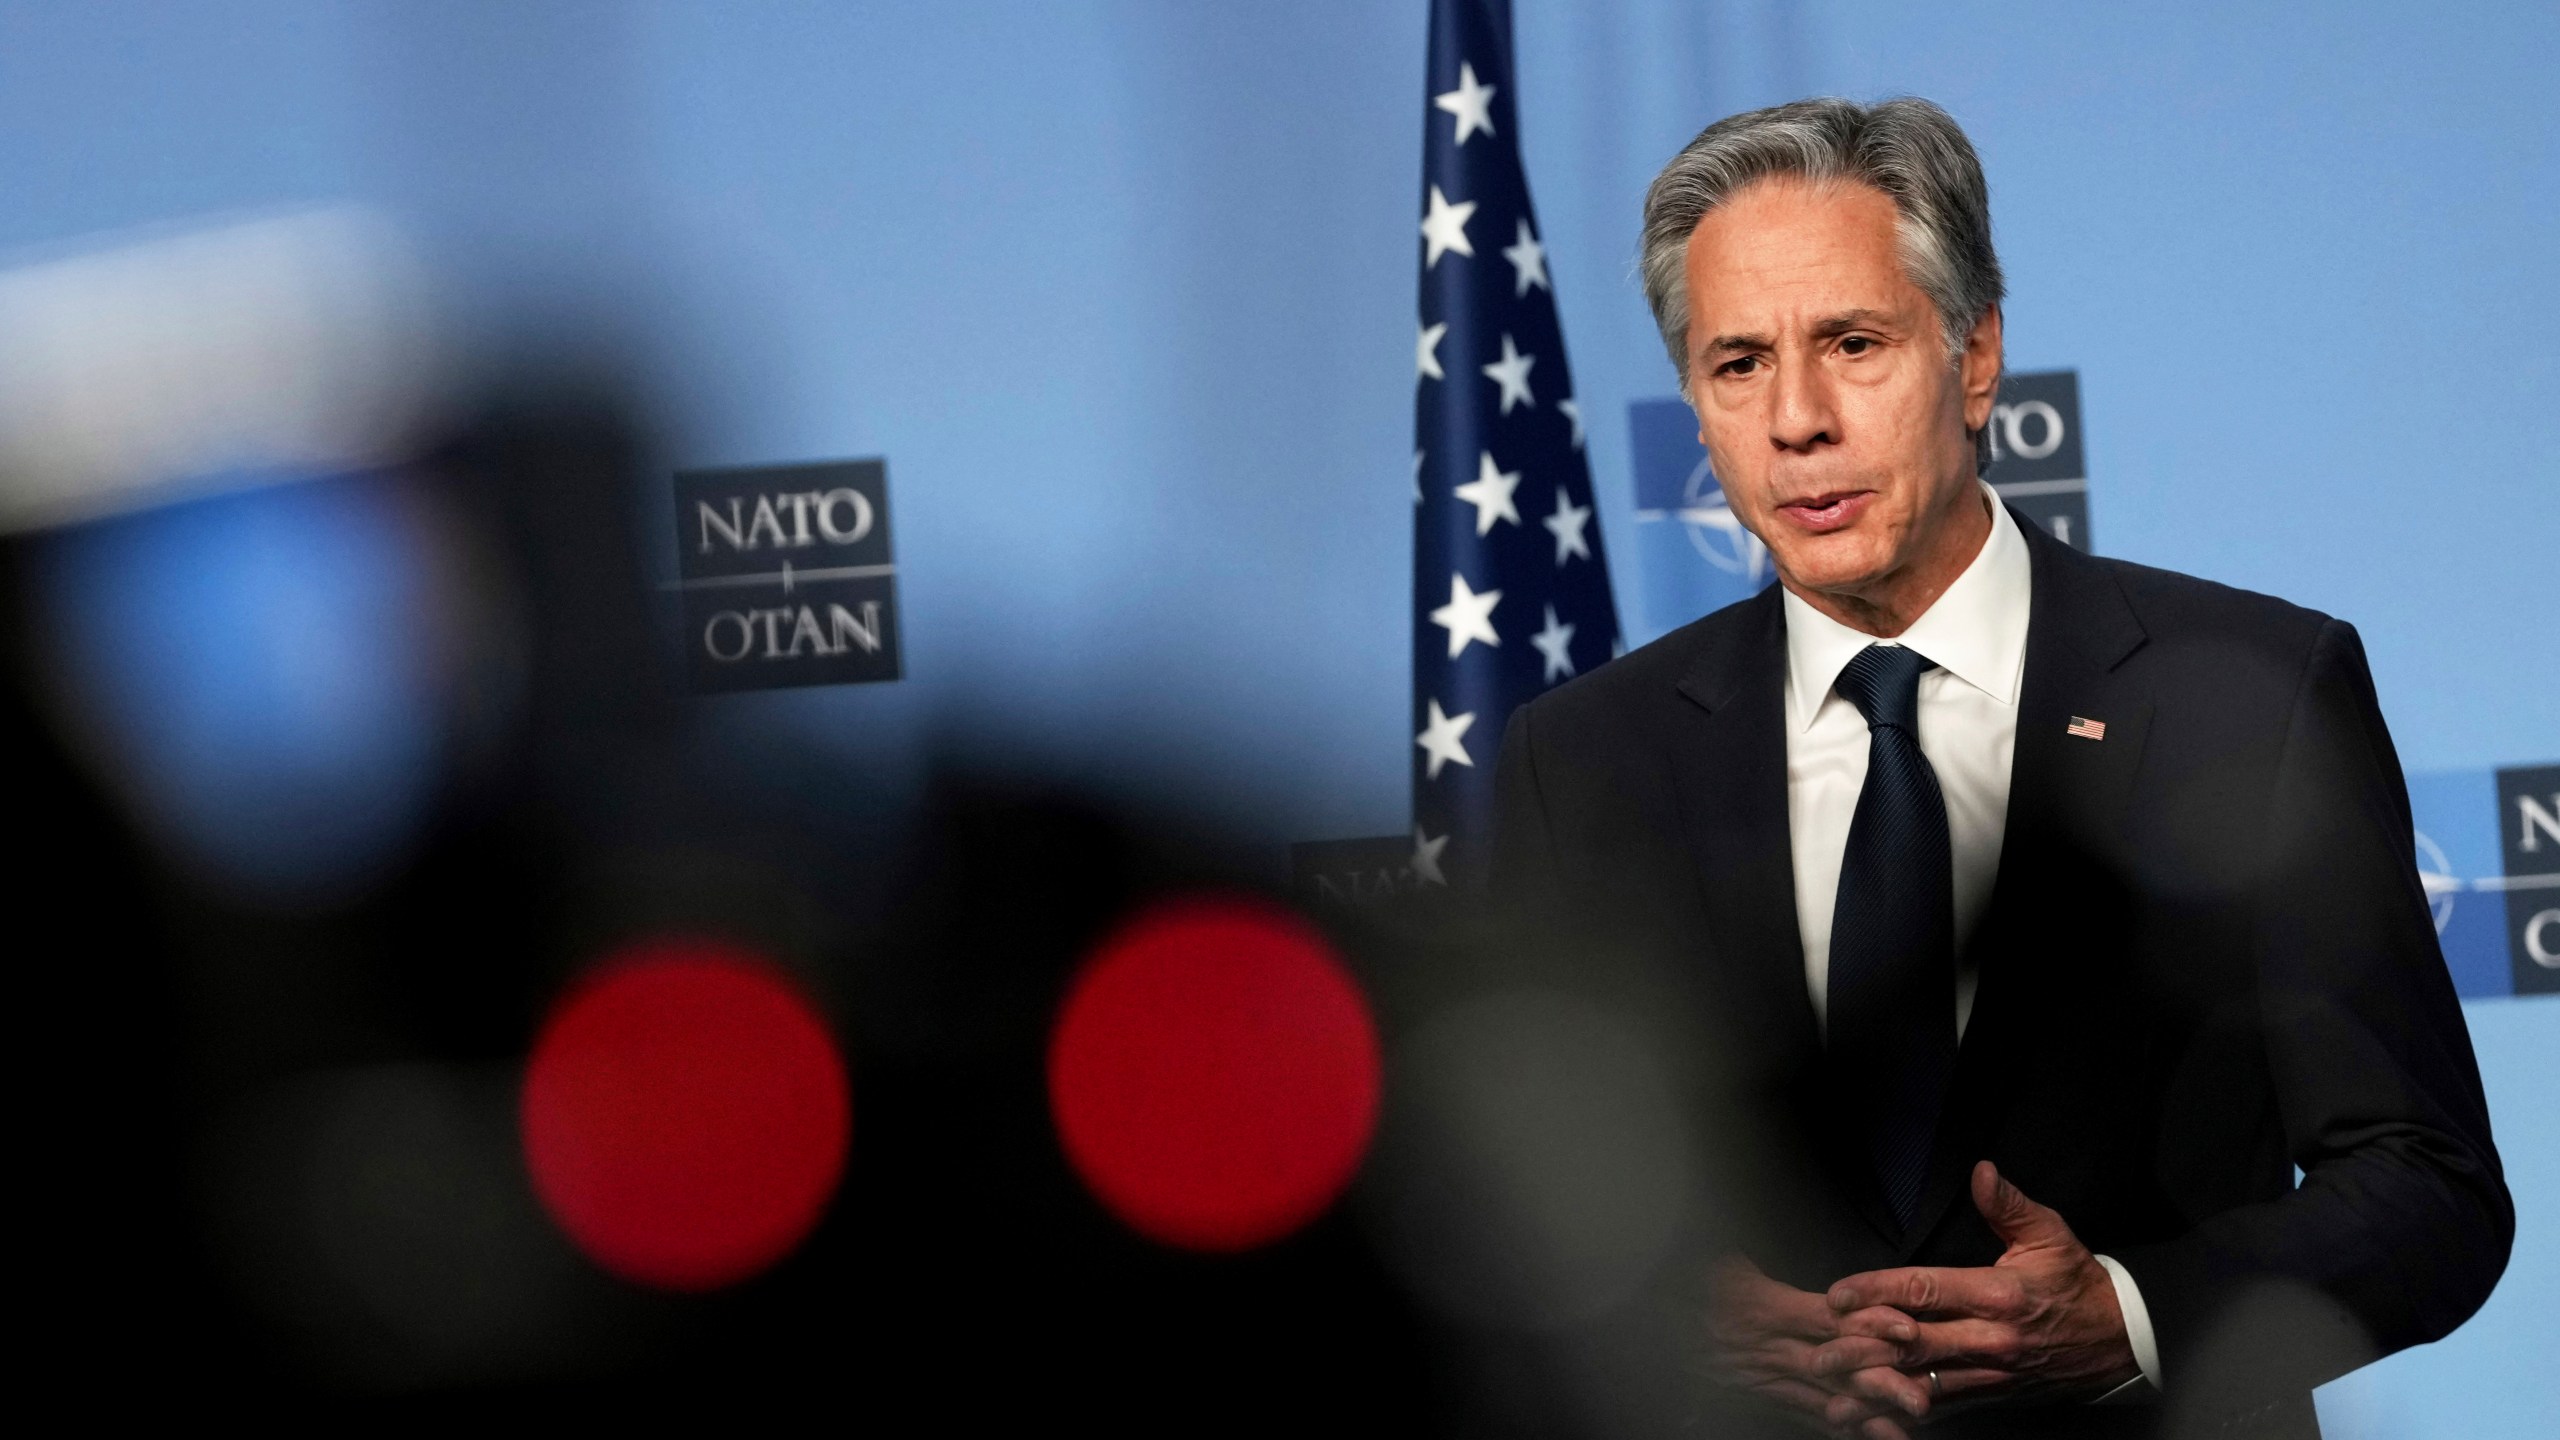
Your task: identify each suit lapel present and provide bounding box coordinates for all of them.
[1664,590,1908,1242]
[1902,514,2153,1255]
[1999,515,2155,902]
[1666,588,1825,1090]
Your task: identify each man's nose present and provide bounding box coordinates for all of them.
[1768,354,1839,453]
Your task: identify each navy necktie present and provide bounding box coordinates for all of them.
[1825,643,1957,1233]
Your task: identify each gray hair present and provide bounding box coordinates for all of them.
[1640,97,2004,390]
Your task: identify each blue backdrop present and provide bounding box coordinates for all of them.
[2,3,2550,1431]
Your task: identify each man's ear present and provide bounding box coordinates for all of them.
[1960,306,2004,435]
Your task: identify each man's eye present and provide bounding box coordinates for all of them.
[1839,336,1873,356]
[1717,356,1760,377]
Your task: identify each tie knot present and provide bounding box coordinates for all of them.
[1833,643,1935,732]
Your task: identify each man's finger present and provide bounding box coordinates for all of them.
[1813,1315,2030,1377]
[1760,1278,1858,1340]
[1751,1375,1838,1414]
[1807,1335,1902,1377]
[1759,1336,1826,1380]
[1825,1388,1914,1433]
[1831,1305,1918,1344]
[1826,1264,2021,1318]
[1834,1362,1930,1419]
[1895,1317,2026,1369]
[1735,1335,1874,1393]
[1718,1258,1856,1341]
[1971,1161,2073,1250]
[1754,1375,1881,1434]
[1904,1365,2010,1400]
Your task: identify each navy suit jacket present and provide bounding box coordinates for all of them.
[1489,512,2510,1438]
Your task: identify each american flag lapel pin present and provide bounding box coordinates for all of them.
[2066,715,2108,741]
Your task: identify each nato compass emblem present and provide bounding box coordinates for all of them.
[1627,398,1775,631]
[2415,827,2461,935]
[1670,450,1771,585]
[2405,765,2560,999]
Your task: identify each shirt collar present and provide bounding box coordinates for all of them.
[1781,483,2032,733]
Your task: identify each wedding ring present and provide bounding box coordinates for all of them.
[1928,1369,1943,1400]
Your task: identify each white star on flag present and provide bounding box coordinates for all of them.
[1531,603,1577,682]
[1410,826,1450,887]
[1543,485,1592,564]
[1453,449,1521,534]
[1430,572,1502,658]
[1481,333,1535,414]
[1415,697,1476,780]
[1420,185,1476,267]
[1433,61,1497,146]
[1409,13,1625,873]
[1502,218,1549,296]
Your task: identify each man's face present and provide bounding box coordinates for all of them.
[1682,179,1999,605]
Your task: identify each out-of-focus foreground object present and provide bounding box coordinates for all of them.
[522,939,853,1291]
[1048,895,1381,1252]
[0,208,441,533]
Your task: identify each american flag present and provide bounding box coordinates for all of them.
[1412,0,1621,887]
[2066,715,2108,741]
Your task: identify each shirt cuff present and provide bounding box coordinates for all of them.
[2091,1253,2163,1397]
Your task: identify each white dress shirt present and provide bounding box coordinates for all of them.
[1778,486,2162,1396]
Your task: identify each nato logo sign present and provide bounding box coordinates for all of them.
[673,459,901,693]
[2498,766,2560,994]
[1626,370,2091,639]
[1979,370,2090,551]
[1293,835,1430,913]
[2407,763,2559,998]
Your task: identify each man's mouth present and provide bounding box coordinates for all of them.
[1773,489,1873,533]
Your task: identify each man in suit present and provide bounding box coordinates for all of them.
[1489,98,2509,1438]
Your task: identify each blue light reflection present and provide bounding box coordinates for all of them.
[36,474,448,905]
